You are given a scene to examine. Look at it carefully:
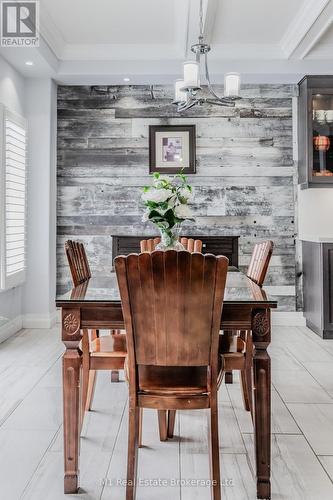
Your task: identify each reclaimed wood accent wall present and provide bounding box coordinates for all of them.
[57,84,298,310]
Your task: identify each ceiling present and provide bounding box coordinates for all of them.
[1,0,333,83]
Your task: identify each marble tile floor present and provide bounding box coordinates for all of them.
[1,325,333,499]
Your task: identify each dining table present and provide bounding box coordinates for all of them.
[56,266,277,499]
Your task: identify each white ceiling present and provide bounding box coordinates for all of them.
[43,0,176,45]
[1,0,333,83]
[211,0,304,44]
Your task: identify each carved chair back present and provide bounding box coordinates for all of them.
[247,240,273,287]
[65,240,91,287]
[115,251,228,382]
[140,237,203,253]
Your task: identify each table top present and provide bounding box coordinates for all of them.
[56,267,277,307]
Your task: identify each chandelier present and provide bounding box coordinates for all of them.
[173,0,241,112]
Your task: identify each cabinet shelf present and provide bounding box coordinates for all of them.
[298,76,333,188]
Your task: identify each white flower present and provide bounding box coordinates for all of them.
[167,195,177,208]
[174,204,192,219]
[179,187,193,201]
[141,188,173,203]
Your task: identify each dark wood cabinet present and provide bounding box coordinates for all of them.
[111,235,239,266]
[302,240,333,338]
[298,75,333,189]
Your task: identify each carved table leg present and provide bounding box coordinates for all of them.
[252,309,271,500]
[62,308,82,494]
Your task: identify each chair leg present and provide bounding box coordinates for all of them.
[240,369,250,411]
[222,330,235,385]
[90,329,98,341]
[158,410,168,441]
[81,329,90,422]
[111,370,120,382]
[85,370,97,411]
[208,396,221,500]
[167,410,176,438]
[241,330,254,416]
[225,371,233,384]
[138,408,143,448]
[126,406,140,500]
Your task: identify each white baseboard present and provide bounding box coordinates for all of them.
[271,311,306,326]
[22,310,58,329]
[0,315,23,343]
[56,308,61,323]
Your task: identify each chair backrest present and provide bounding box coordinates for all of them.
[65,240,91,287]
[140,238,161,252]
[140,237,203,253]
[180,237,203,252]
[247,240,273,287]
[115,251,228,370]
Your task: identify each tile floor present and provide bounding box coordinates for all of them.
[1,325,333,499]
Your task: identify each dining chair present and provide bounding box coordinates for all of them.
[65,240,126,422]
[222,240,273,414]
[139,236,203,440]
[140,237,203,253]
[115,250,229,500]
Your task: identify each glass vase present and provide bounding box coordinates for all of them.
[155,225,184,251]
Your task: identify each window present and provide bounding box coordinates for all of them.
[0,104,27,289]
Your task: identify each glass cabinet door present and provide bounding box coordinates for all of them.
[312,94,333,178]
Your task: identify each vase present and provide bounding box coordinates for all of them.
[155,226,185,251]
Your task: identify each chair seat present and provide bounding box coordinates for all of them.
[222,352,245,371]
[137,365,219,396]
[89,334,127,357]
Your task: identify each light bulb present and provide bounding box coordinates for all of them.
[174,79,187,103]
[224,72,240,98]
[182,61,200,91]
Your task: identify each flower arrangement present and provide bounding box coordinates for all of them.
[141,172,194,249]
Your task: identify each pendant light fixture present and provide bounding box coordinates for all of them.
[173,0,241,112]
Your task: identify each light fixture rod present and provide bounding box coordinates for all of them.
[199,0,204,38]
[173,0,241,112]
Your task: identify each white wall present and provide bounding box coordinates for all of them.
[23,79,57,327]
[0,56,26,340]
[0,56,57,339]
[298,188,333,239]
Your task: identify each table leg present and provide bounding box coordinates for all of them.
[252,309,271,500]
[61,308,82,494]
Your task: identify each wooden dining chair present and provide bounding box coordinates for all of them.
[140,236,203,440]
[65,240,91,286]
[115,251,229,500]
[222,240,273,415]
[65,240,126,422]
[140,237,203,253]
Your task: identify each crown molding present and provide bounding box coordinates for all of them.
[280,0,331,58]
[208,43,283,60]
[305,41,333,59]
[39,4,66,58]
[299,11,333,59]
[61,43,185,61]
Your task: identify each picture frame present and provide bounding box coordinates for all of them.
[149,125,196,174]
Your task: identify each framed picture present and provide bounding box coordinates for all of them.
[149,125,196,174]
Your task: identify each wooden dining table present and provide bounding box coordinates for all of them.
[56,267,277,499]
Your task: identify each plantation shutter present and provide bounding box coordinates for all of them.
[0,105,27,289]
